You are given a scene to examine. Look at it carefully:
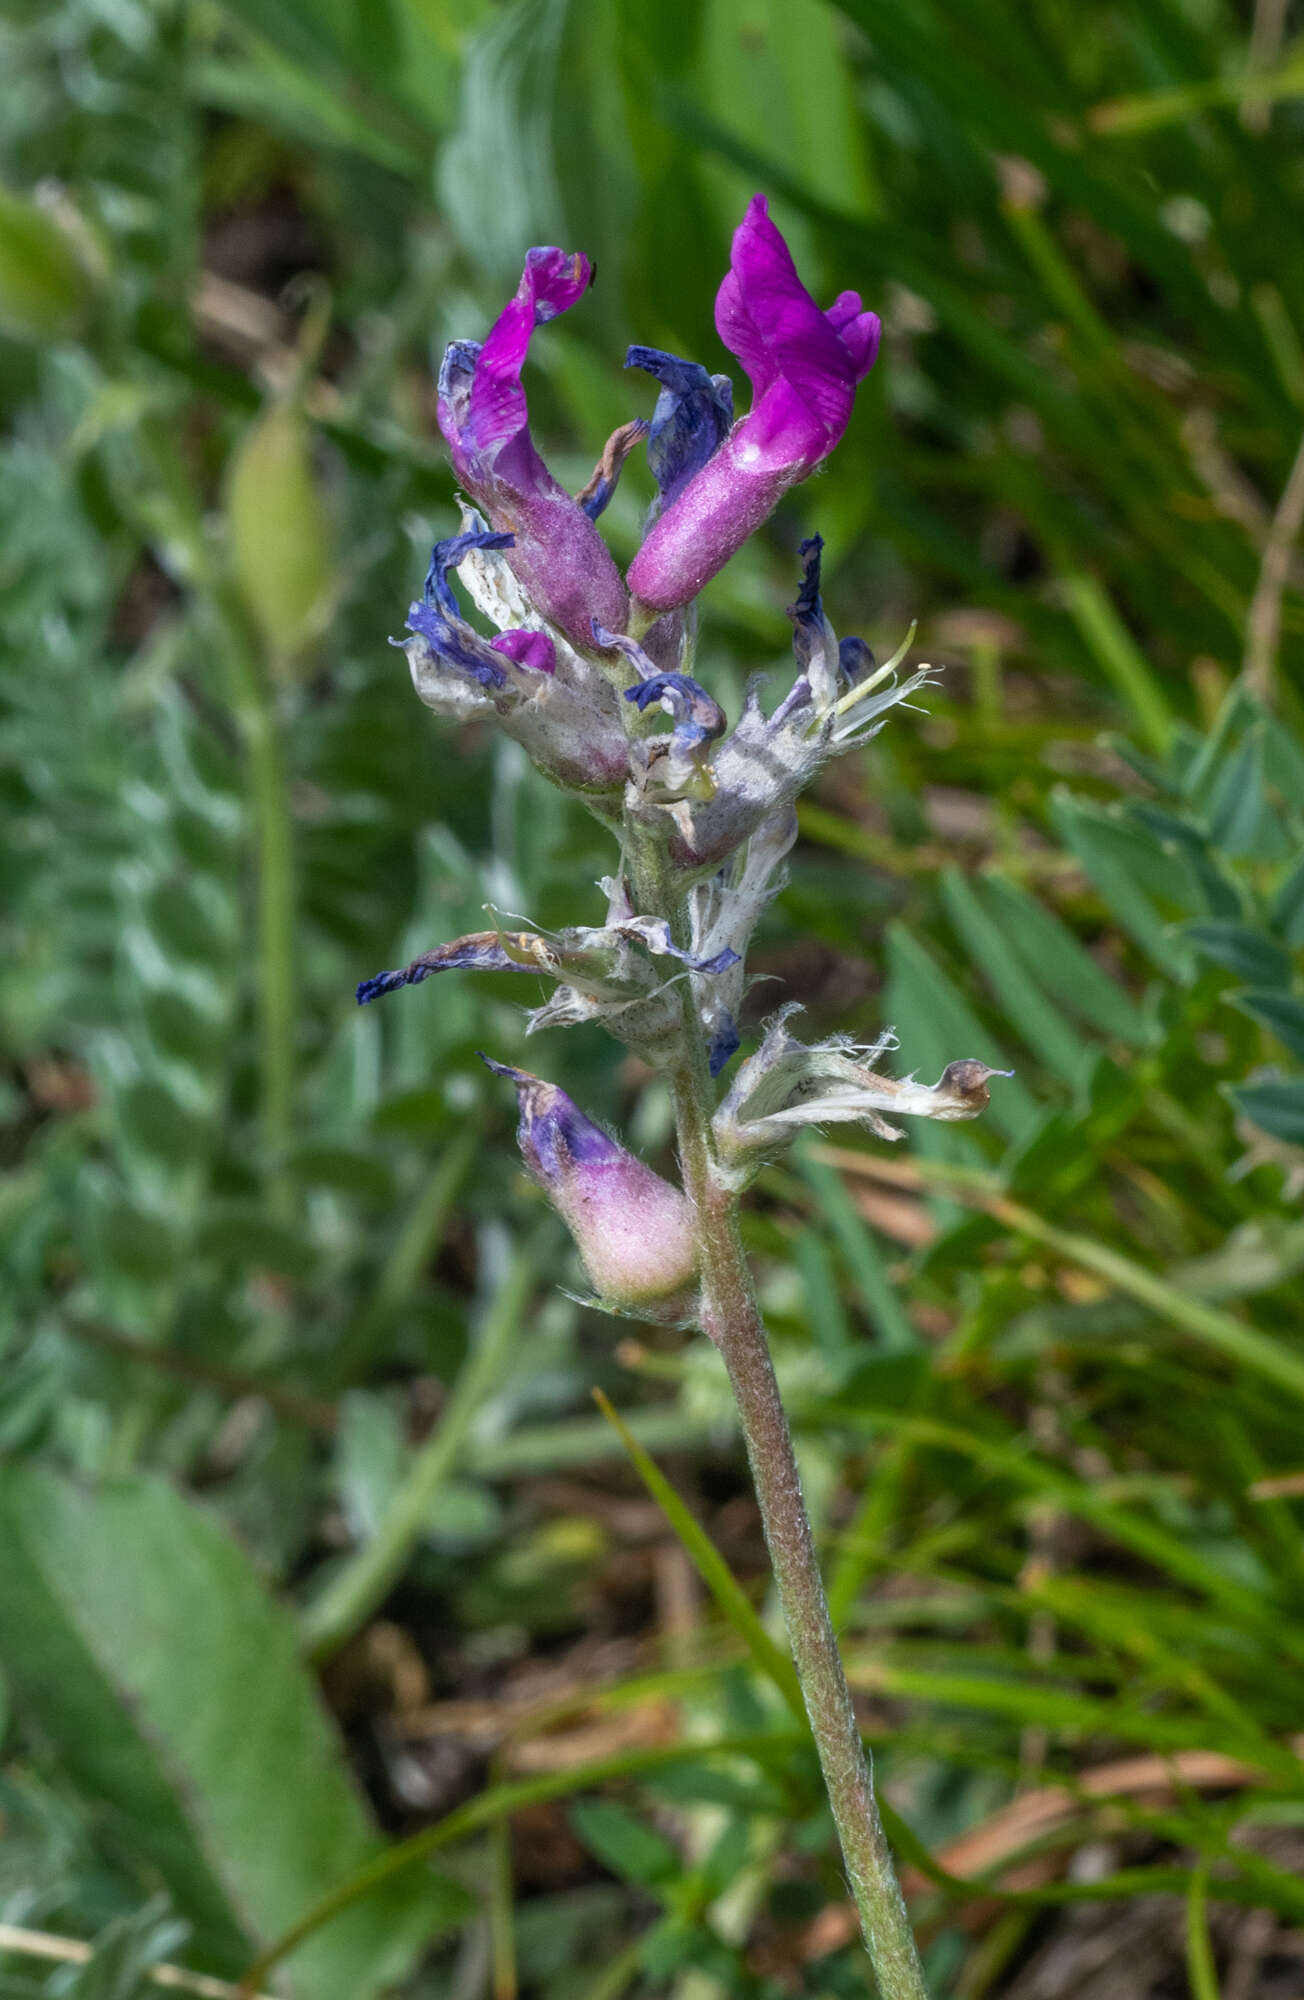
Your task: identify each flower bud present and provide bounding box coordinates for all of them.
[481,1058,699,1316]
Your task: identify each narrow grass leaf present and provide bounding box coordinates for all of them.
[592,1390,805,1723]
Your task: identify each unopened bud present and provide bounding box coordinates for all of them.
[481,1057,699,1316]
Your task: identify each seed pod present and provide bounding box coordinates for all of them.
[225,395,334,671]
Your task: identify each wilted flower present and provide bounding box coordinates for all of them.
[436,247,631,650]
[627,538,933,875]
[400,525,629,795]
[481,1058,699,1314]
[713,1005,1011,1181]
[356,880,739,1064]
[626,196,880,615]
[624,347,734,519]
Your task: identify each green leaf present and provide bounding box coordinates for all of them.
[591,1390,804,1722]
[1261,712,1304,807]
[1183,922,1292,988]
[1185,1859,1219,2000]
[791,1223,852,1360]
[797,1152,915,1352]
[38,1901,189,2000]
[977,875,1148,1045]
[1272,853,1304,946]
[698,0,877,223]
[1206,726,1287,861]
[941,870,1089,1085]
[1125,804,1244,920]
[1233,990,1304,1063]
[0,1467,460,1996]
[1058,573,1172,755]
[570,1799,680,1888]
[1231,1078,1304,1148]
[1049,795,1192,979]
[0,184,93,340]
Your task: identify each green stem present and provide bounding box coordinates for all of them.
[329,1121,481,1388]
[213,585,297,1220]
[664,1031,929,1997]
[618,824,926,1991]
[300,1230,540,1662]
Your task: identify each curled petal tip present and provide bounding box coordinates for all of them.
[435,247,627,647]
[357,970,406,1006]
[477,1051,527,1081]
[937,1059,1015,1110]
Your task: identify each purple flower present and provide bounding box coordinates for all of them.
[480,1058,699,1313]
[626,195,880,614]
[437,249,630,651]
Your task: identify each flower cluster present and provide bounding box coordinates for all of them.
[365,195,1003,1315]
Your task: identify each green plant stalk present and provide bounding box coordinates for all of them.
[212,584,297,1221]
[665,1024,929,1999]
[300,1230,540,1662]
[329,1121,481,1388]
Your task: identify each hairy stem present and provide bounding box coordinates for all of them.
[667,1031,929,1998]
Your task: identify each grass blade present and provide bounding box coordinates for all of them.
[591,1389,805,1724]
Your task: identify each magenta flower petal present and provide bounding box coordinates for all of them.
[437,249,629,649]
[490,628,557,674]
[627,195,881,615]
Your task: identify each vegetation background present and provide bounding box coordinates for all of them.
[2,1,1303,1995]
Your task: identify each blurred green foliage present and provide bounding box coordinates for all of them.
[1,0,1302,1995]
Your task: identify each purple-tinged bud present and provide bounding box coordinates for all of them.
[626,195,880,614]
[436,248,630,650]
[481,1058,699,1314]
